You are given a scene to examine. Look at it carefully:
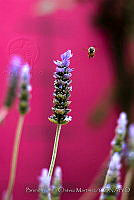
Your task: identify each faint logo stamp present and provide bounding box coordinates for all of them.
[8,37,39,66]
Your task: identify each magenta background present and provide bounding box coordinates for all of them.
[0,0,119,200]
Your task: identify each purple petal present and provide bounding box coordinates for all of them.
[117,112,128,127]
[53,73,60,79]
[64,73,72,79]
[21,63,31,84]
[61,50,73,60]
[67,68,74,73]
[62,59,70,67]
[56,67,65,73]
[10,55,21,75]
[59,84,62,89]
[53,60,63,67]
[54,166,62,182]
[11,55,21,67]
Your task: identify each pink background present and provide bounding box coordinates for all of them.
[0,0,119,199]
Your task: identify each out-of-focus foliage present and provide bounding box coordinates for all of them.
[90,0,134,126]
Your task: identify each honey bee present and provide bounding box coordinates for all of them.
[88,47,96,58]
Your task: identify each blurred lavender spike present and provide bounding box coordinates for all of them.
[20,64,31,85]
[111,112,128,154]
[117,112,128,131]
[52,167,62,200]
[100,113,128,200]
[100,153,122,200]
[0,56,21,123]
[19,63,31,115]
[108,153,121,173]
[4,55,21,108]
[38,168,51,200]
[3,63,31,200]
[53,167,62,184]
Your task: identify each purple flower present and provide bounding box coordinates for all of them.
[60,50,73,60]
[67,67,74,73]
[56,67,65,73]
[108,153,121,172]
[53,166,62,183]
[63,73,72,79]
[117,112,128,128]
[10,55,21,74]
[53,60,62,67]
[115,112,128,135]
[38,168,51,200]
[4,55,21,108]
[100,152,122,200]
[39,168,51,189]
[21,64,31,90]
[49,50,73,125]
[54,50,73,67]
[7,55,21,80]
[111,112,128,155]
[19,63,31,114]
[62,59,70,67]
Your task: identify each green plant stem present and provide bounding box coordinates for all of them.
[121,167,134,200]
[48,125,62,179]
[4,115,25,200]
[39,193,50,200]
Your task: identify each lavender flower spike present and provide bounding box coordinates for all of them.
[100,113,128,200]
[61,50,73,60]
[38,168,51,200]
[111,112,128,154]
[49,50,73,125]
[54,50,73,67]
[100,153,122,200]
[4,63,31,200]
[20,64,31,85]
[4,55,21,108]
[117,112,128,132]
[108,153,121,174]
[53,166,62,183]
[19,64,31,115]
[52,166,62,200]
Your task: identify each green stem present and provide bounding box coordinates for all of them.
[4,115,25,200]
[39,193,50,200]
[48,125,62,179]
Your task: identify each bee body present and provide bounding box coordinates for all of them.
[88,47,95,58]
